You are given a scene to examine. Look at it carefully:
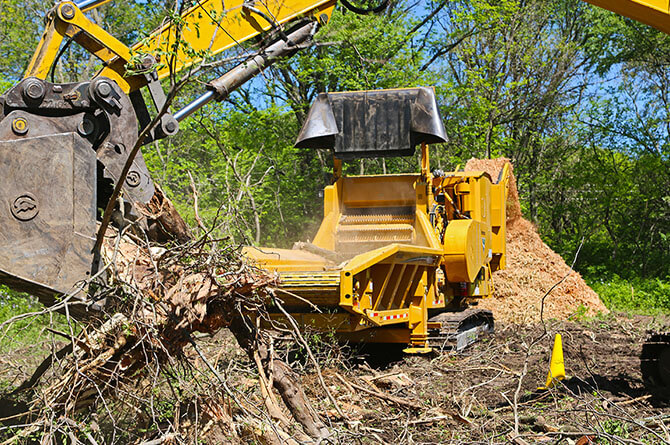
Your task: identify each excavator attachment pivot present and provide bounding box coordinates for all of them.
[0,77,154,314]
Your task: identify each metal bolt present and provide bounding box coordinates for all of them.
[161,114,179,135]
[96,81,112,98]
[77,117,95,137]
[61,3,75,19]
[23,79,45,101]
[11,117,28,135]
[126,171,141,188]
[142,55,156,69]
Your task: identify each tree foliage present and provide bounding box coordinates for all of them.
[144,0,670,282]
[0,0,667,287]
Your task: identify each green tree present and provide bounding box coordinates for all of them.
[428,0,595,221]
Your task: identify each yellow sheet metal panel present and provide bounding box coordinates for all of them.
[341,175,417,207]
[242,246,332,271]
[312,212,338,250]
[455,173,491,225]
[475,175,491,226]
[339,244,441,310]
[323,181,341,217]
[490,163,510,270]
[490,180,506,230]
[312,181,341,250]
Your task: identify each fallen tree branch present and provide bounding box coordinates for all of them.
[336,374,422,410]
[272,295,346,420]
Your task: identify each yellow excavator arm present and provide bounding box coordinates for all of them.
[585,0,670,35]
[129,0,336,83]
[26,0,336,93]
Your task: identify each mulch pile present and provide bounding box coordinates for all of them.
[464,158,608,323]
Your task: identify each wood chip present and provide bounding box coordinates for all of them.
[465,158,608,324]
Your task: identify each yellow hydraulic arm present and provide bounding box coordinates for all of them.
[26,0,337,94]
[585,0,670,35]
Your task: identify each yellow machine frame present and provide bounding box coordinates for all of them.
[245,136,511,352]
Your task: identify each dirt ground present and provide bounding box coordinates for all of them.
[278,313,670,444]
[3,312,670,444]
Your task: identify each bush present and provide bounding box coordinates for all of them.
[0,286,68,353]
[587,274,670,314]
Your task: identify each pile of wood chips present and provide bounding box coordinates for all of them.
[464,158,608,323]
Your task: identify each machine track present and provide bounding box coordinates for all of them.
[641,332,670,389]
[428,308,494,351]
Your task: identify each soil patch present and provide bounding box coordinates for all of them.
[306,314,669,443]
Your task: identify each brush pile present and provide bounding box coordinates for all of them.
[4,226,336,444]
[464,158,608,323]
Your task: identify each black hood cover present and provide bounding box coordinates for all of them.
[295,87,447,159]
